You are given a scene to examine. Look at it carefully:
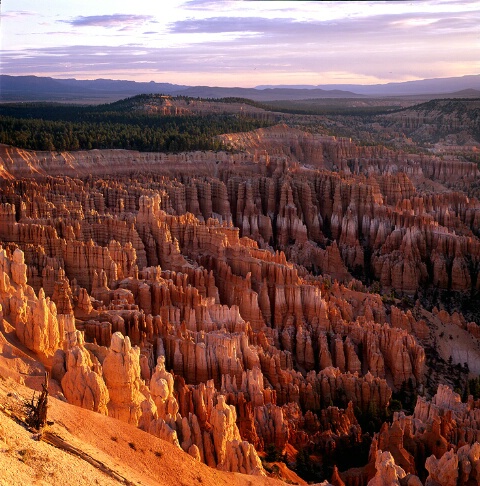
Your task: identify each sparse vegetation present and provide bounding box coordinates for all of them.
[264,443,285,463]
[23,373,49,430]
[391,379,418,415]
[293,448,325,483]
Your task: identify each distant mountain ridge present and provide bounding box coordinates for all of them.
[0,75,360,102]
[256,74,480,96]
[176,85,361,101]
[0,75,188,102]
[1,74,479,103]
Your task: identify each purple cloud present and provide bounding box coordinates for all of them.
[170,12,478,37]
[62,14,153,28]
[2,39,477,81]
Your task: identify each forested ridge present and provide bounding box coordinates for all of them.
[0,96,274,152]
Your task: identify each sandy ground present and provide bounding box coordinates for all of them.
[424,309,480,375]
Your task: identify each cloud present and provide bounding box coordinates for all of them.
[171,16,276,34]
[419,15,479,32]
[62,14,154,28]
[170,10,479,39]
[182,0,240,10]
[2,37,477,82]
[1,10,36,18]
[430,0,479,5]
[181,0,298,11]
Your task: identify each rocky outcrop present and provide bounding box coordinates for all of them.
[211,395,265,475]
[9,272,64,357]
[368,450,410,486]
[425,449,458,486]
[0,170,430,478]
[150,356,179,419]
[414,385,480,449]
[102,332,144,424]
[3,139,480,295]
[1,123,480,481]
[60,332,109,414]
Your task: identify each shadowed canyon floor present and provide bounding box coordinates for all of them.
[0,121,480,485]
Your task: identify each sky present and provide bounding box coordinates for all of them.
[1,0,479,87]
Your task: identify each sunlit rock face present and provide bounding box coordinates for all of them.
[1,122,480,481]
